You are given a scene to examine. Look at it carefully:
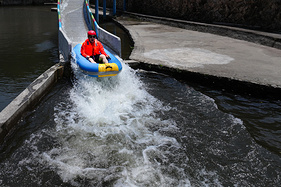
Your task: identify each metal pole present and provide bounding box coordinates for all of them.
[113,0,116,16]
[95,0,99,23]
[123,0,126,11]
[103,0,106,19]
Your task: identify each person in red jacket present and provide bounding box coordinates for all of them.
[81,30,110,64]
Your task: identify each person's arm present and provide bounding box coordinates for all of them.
[97,41,109,58]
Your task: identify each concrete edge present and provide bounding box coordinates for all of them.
[59,28,72,63]
[120,11,281,50]
[117,13,281,98]
[98,26,122,57]
[0,64,64,144]
[124,60,281,99]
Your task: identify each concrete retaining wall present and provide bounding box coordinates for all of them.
[0,64,64,143]
[101,0,281,33]
[58,28,72,63]
[120,11,281,50]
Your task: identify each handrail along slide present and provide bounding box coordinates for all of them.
[84,0,121,56]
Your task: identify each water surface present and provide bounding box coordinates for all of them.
[0,6,58,111]
[0,64,280,186]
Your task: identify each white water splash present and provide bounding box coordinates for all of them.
[42,62,191,186]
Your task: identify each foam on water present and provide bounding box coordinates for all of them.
[41,61,191,186]
[1,58,278,186]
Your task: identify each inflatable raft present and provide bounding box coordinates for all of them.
[73,43,122,77]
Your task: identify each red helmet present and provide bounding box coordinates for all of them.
[88,30,96,36]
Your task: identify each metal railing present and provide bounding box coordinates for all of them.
[84,0,121,56]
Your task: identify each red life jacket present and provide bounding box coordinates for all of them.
[81,39,107,57]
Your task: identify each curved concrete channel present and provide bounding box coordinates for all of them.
[115,12,281,98]
[1,3,281,144]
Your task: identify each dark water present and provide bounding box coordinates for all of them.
[0,6,281,187]
[0,69,280,186]
[200,87,281,156]
[100,21,134,60]
[0,6,58,111]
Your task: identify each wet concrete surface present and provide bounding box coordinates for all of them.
[115,15,281,95]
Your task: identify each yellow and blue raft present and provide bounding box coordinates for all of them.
[73,43,122,77]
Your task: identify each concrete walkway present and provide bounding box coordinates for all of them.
[115,15,281,91]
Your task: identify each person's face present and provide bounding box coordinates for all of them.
[88,35,95,43]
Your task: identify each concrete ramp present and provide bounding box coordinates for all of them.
[60,0,88,48]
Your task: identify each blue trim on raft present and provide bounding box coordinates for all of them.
[73,43,122,77]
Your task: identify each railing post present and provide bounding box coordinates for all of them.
[123,0,126,11]
[113,0,116,16]
[103,0,106,19]
[95,0,99,23]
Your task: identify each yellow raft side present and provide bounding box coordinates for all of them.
[98,63,119,77]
